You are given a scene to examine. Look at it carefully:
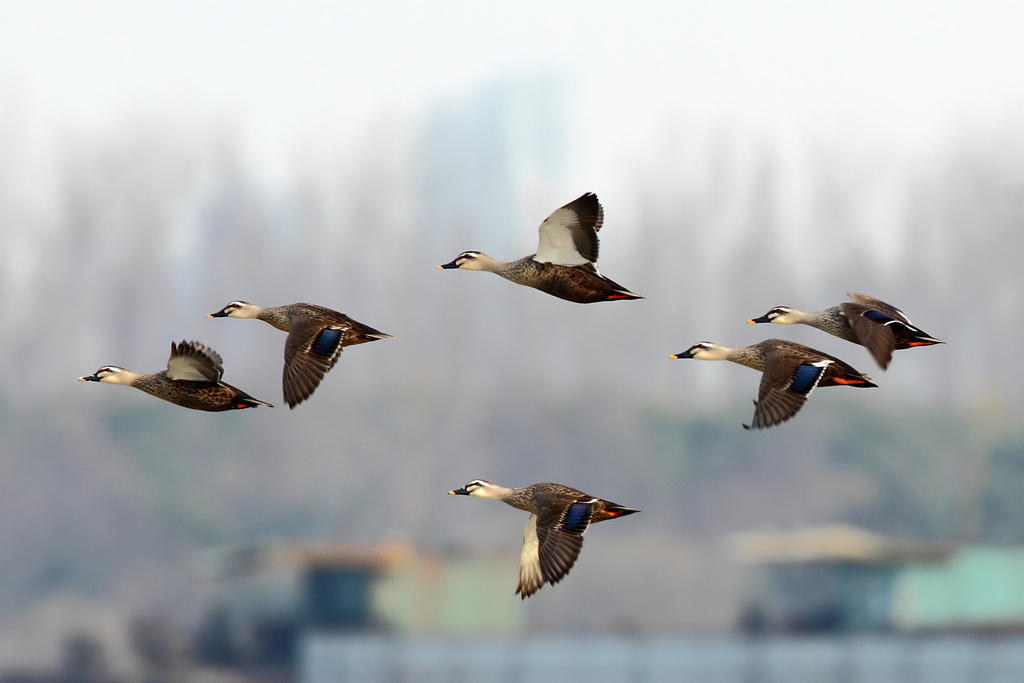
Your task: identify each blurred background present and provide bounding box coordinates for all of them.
[2,1,1024,681]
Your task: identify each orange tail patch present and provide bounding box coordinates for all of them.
[603,507,639,518]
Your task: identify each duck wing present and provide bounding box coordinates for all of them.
[321,309,393,346]
[840,302,898,368]
[535,192,603,267]
[515,494,595,598]
[282,318,345,408]
[847,292,913,324]
[747,355,831,429]
[516,514,545,599]
[166,341,224,382]
[845,293,942,356]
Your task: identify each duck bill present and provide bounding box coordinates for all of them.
[448,488,470,495]
[669,350,695,359]
[207,310,229,318]
[747,315,771,324]
[79,375,100,382]
[437,259,461,270]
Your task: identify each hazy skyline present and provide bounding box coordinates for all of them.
[2,1,1023,191]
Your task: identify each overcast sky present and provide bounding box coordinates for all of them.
[2,1,1023,190]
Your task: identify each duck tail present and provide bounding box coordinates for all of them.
[601,503,640,518]
[832,375,878,388]
[235,397,274,409]
[905,334,943,347]
[350,325,394,344]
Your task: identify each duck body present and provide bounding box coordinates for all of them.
[450,253,641,304]
[129,375,268,412]
[448,479,638,598]
[79,340,272,412]
[208,301,392,409]
[438,192,642,304]
[671,339,877,429]
[749,293,943,369]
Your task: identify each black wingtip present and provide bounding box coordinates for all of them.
[515,586,536,600]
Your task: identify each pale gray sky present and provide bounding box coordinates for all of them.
[2,0,1023,190]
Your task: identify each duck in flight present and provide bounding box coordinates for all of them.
[208,301,392,408]
[448,479,638,598]
[671,339,877,429]
[79,340,272,411]
[748,293,943,369]
[438,193,642,303]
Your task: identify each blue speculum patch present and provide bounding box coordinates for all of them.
[312,328,343,356]
[790,364,823,395]
[563,502,592,533]
[864,309,895,324]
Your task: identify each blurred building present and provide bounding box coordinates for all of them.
[729,524,1024,634]
[194,541,522,668]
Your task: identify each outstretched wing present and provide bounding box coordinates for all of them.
[747,357,831,429]
[516,514,545,598]
[535,193,603,267]
[536,496,595,588]
[282,319,345,408]
[166,341,224,382]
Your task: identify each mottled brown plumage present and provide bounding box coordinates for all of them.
[671,339,877,429]
[438,193,642,303]
[448,479,638,598]
[208,301,392,408]
[748,293,943,369]
[79,340,272,412]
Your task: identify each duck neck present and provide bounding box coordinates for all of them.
[110,370,147,386]
[256,307,292,332]
[474,483,516,501]
[808,306,855,338]
[493,256,537,284]
[500,486,537,513]
[728,345,767,371]
[476,483,536,511]
[798,307,834,325]
[473,253,508,274]
[133,372,167,393]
